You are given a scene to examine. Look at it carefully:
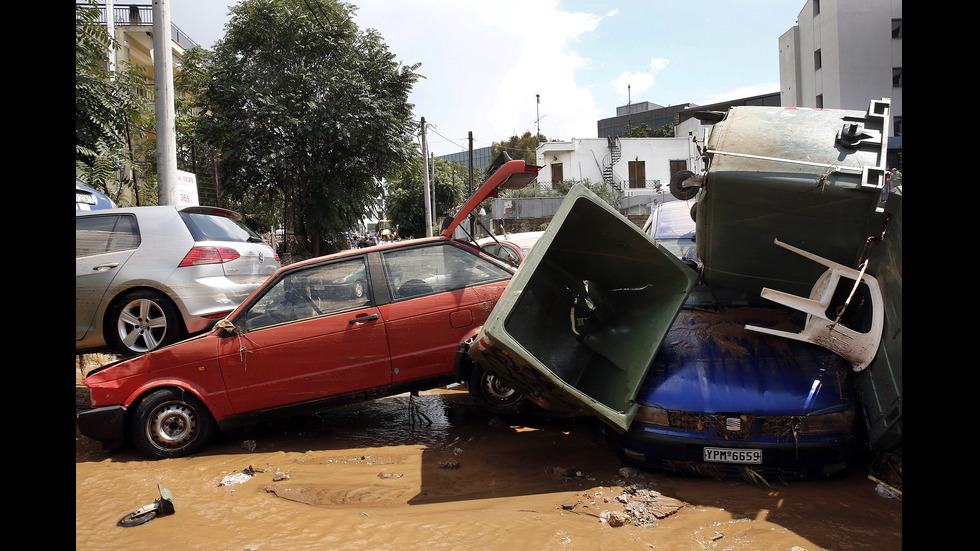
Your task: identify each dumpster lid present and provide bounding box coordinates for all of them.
[440,152,541,238]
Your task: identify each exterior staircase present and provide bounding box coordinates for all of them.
[603,137,622,192]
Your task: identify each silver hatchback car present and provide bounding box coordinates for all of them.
[76,206,280,356]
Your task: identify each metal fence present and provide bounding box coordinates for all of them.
[80,3,199,50]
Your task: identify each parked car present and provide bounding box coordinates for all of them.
[76,180,117,211]
[642,200,697,262]
[76,205,281,357]
[76,155,540,458]
[614,302,858,480]
[477,231,544,265]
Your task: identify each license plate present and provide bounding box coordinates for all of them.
[703,447,762,464]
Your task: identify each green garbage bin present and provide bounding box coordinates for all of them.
[696,99,892,304]
[468,184,699,432]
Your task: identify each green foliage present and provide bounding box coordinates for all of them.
[490,131,549,167]
[623,122,675,138]
[75,0,151,204]
[499,178,622,210]
[189,0,421,258]
[384,157,468,238]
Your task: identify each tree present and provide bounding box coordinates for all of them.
[384,157,468,238]
[623,122,675,138]
[490,131,549,167]
[190,0,421,258]
[75,0,151,204]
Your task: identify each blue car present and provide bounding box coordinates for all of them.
[76,180,117,211]
[615,300,857,480]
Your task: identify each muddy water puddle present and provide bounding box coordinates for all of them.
[76,389,901,550]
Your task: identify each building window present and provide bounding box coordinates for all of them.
[551,163,563,189]
[814,49,822,70]
[813,0,820,16]
[893,116,902,136]
[628,161,645,189]
[893,68,902,88]
[892,19,902,39]
[815,94,823,108]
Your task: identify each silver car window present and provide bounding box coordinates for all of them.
[179,211,261,243]
[76,214,140,258]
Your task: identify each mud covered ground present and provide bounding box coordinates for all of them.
[76,382,902,551]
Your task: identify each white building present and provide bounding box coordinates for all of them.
[534,137,705,213]
[778,0,902,164]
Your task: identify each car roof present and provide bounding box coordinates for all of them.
[75,204,244,220]
[76,181,117,211]
[647,200,696,240]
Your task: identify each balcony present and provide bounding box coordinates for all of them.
[81,3,199,51]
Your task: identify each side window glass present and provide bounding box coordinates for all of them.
[244,258,371,330]
[76,214,139,258]
[382,243,511,300]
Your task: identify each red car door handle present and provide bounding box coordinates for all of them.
[349,314,380,324]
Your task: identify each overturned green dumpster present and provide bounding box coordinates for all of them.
[467,184,699,432]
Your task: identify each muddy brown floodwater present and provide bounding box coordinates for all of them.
[76,388,902,551]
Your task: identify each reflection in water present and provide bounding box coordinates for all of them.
[299,391,461,449]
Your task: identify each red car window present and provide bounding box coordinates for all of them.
[245,257,370,330]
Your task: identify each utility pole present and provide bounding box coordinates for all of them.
[536,94,540,148]
[468,132,474,194]
[421,118,433,237]
[153,0,179,205]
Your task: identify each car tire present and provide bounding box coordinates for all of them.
[468,365,527,416]
[131,388,214,459]
[352,279,365,299]
[106,290,183,357]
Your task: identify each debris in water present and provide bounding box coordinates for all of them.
[618,466,638,479]
[117,484,175,528]
[377,472,403,479]
[600,511,631,527]
[219,465,263,487]
[438,458,460,469]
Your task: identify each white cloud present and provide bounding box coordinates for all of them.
[352,0,607,152]
[612,57,669,102]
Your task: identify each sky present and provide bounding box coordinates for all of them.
[160,0,805,157]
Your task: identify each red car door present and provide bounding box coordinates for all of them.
[378,242,512,384]
[217,256,391,414]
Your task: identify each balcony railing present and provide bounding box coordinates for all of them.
[80,3,199,50]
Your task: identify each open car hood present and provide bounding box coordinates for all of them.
[440,153,541,238]
[467,184,699,432]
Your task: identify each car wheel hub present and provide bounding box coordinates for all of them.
[149,403,197,447]
[483,374,517,402]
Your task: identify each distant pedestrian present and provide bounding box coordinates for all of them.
[889,167,901,187]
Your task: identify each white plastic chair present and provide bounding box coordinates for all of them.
[745,238,883,372]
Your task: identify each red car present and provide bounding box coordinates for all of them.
[77,156,540,458]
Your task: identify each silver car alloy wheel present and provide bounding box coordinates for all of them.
[116,297,169,354]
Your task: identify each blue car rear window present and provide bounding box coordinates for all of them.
[179,211,262,243]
